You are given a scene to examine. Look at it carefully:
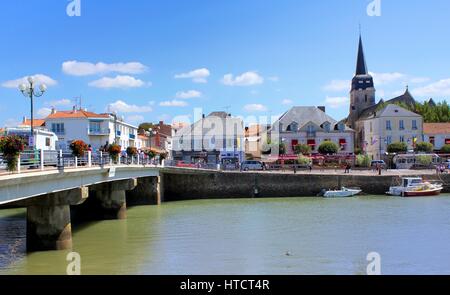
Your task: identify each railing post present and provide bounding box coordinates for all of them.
[162,159,165,167]
[75,157,78,168]
[88,151,92,167]
[17,154,21,174]
[40,149,45,171]
[137,154,140,166]
[100,151,104,168]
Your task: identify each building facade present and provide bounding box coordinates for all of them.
[361,104,423,160]
[271,106,355,155]
[423,123,450,151]
[171,112,245,165]
[43,108,139,151]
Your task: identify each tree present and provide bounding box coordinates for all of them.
[387,142,408,153]
[441,144,450,153]
[297,155,310,165]
[415,142,434,153]
[318,141,339,155]
[138,122,155,134]
[279,143,287,155]
[377,100,450,123]
[356,154,371,168]
[416,155,433,166]
[294,144,312,155]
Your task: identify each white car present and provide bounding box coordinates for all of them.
[240,160,266,171]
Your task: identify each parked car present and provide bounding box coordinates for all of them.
[240,160,265,171]
[371,160,386,168]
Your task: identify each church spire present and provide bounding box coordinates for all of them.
[355,35,368,75]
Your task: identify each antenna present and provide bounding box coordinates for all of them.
[223,105,231,113]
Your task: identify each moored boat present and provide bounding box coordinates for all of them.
[387,177,443,197]
[321,187,362,198]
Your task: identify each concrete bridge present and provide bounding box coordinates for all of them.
[0,165,165,252]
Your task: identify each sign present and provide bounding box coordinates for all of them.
[28,136,35,147]
[108,167,116,178]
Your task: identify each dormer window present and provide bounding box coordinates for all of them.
[323,122,331,132]
[287,122,299,132]
[338,123,345,132]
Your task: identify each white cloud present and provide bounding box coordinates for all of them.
[126,115,145,125]
[323,80,350,92]
[45,99,72,107]
[175,90,202,99]
[222,71,264,86]
[268,76,280,82]
[243,104,268,112]
[159,100,188,107]
[409,77,430,84]
[369,72,406,85]
[412,78,450,97]
[174,68,210,83]
[107,100,153,113]
[324,96,349,109]
[89,75,148,89]
[2,74,57,88]
[282,99,294,105]
[37,107,52,117]
[62,61,147,76]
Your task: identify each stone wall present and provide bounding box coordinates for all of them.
[163,171,450,201]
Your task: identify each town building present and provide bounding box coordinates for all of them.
[361,104,423,160]
[43,107,139,151]
[3,127,58,151]
[271,106,355,155]
[345,35,425,159]
[171,112,245,165]
[244,124,270,160]
[423,123,450,151]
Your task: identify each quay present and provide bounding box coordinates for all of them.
[0,164,449,252]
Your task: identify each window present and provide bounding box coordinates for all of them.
[287,122,299,132]
[370,122,373,133]
[51,123,65,134]
[429,137,435,146]
[307,139,316,150]
[365,95,368,102]
[399,120,405,130]
[386,136,392,145]
[400,136,405,143]
[386,120,391,130]
[45,138,51,147]
[89,122,101,132]
[446,139,450,145]
[412,120,418,130]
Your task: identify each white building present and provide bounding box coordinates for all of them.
[271,106,355,155]
[4,127,58,151]
[172,112,245,164]
[44,108,139,151]
[361,104,423,159]
[423,123,450,151]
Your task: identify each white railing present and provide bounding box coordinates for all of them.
[0,150,165,175]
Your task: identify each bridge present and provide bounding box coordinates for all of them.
[0,164,166,252]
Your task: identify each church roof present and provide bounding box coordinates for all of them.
[356,35,368,75]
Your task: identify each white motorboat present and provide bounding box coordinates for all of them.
[321,187,362,198]
[387,177,443,197]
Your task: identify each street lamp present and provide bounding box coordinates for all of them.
[19,77,47,148]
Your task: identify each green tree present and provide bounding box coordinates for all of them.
[387,142,408,153]
[441,144,450,153]
[415,142,434,153]
[356,154,371,168]
[138,122,155,134]
[297,155,311,165]
[318,141,339,155]
[279,143,287,155]
[416,155,433,166]
[294,144,311,155]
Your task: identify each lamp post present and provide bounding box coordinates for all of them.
[19,77,47,148]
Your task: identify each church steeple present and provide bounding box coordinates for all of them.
[355,35,368,75]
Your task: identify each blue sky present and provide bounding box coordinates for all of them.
[1,0,450,127]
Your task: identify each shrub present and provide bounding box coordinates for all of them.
[356,154,371,168]
[354,148,363,155]
[294,144,312,155]
[387,142,408,153]
[126,146,138,157]
[1,135,25,172]
[318,141,339,155]
[415,142,434,153]
[298,155,311,165]
[69,140,88,157]
[416,155,433,166]
[145,150,157,159]
[441,144,450,153]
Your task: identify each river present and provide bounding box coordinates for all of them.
[1,195,450,275]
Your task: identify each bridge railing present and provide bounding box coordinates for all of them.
[0,150,164,175]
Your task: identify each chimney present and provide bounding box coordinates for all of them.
[202,114,205,119]
[51,107,57,115]
[318,106,326,113]
[23,116,27,124]
[73,106,77,113]
[159,121,164,126]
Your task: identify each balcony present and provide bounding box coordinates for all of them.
[88,128,110,136]
[52,130,65,136]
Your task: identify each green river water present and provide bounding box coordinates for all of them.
[1,195,450,275]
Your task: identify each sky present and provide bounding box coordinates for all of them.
[1,0,450,127]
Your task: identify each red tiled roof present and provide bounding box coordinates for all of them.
[22,119,46,127]
[46,110,110,119]
[424,123,450,135]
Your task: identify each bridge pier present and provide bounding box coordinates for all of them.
[90,179,137,220]
[26,187,88,252]
[126,176,164,206]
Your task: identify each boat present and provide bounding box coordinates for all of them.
[386,177,443,197]
[320,187,362,198]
